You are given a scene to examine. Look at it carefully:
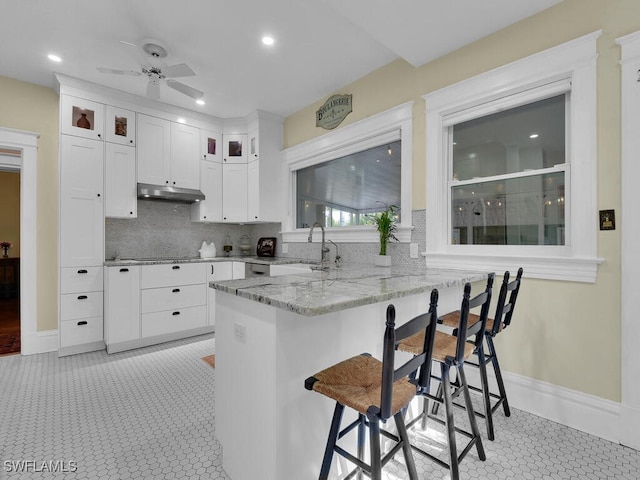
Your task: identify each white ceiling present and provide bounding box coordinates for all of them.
[0,0,562,119]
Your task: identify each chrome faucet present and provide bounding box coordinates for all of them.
[308,222,330,267]
[327,240,341,268]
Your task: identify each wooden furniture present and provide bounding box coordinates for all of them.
[0,257,20,299]
[439,267,523,440]
[305,291,439,480]
[397,281,493,480]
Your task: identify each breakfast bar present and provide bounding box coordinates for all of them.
[211,265,487,480]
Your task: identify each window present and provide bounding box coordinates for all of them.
[282,102,413,243]
[424,31,602,282]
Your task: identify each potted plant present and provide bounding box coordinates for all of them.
[373,204,398,266]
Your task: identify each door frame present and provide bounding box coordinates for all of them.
[0,127,39,355]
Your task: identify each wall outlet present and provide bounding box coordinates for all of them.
[234,322,246,341]
[281,243,289,254]
[410,243,419,259]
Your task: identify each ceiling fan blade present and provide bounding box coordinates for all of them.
[162,63,195,78]
[97,67,141,76]
[146,80,161,100]
[166,79,203,99]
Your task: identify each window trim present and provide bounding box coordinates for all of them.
[281,101,413,243]
[423,31,603,282]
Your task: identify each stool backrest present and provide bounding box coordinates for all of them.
[451,278,493,364]
[379,289,439,420]
[490,267,523,336]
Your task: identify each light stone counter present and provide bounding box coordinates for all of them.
[104,256,314,267]
[210,264,488,316]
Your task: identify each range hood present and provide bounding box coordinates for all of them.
[137,183,205,203]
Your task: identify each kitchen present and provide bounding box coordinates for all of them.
[1,0,640,479]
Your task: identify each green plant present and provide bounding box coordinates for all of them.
[373,204,398,256]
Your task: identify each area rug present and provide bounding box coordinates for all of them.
[0,333,20,355]
[202,354,215,368]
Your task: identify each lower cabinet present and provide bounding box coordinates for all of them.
[104,265,141,352]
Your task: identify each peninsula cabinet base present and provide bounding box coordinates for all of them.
[106,325,215,354]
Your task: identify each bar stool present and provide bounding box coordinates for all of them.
[397,281,493,480]
[439,267,523,441]
[304,290,439,480]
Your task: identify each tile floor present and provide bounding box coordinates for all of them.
[1,333,639,479]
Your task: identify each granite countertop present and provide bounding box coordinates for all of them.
[104,256,316,267]
[210,264,488,316]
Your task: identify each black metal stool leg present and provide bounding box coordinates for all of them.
[441,363,460,480]
[319,402,345,480]
[357,413,365,480]
[458,366,486,461]
[395,411,418,480]
[369,416,382,480]
[476,344,495,440]
[486,335,510,417]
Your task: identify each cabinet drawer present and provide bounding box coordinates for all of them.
[141,263,206,289]
[208,262,234,281]
[61,291,103,321]
[61,266,103,294]
[60,316,103,348]
[141,284,206,314]
[141,305,207,337]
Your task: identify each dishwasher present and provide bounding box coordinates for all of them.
[244,262,270,278]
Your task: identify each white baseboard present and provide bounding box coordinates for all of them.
[465,367,622,445]
[21,329,58,355]
[620,404,640,450]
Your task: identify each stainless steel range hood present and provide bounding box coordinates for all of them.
[137,183,205,203]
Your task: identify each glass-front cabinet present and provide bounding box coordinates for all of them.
[60,95,105,141]
[105,106,136,146]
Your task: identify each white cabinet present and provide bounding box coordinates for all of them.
[104,266,141,351]
[247,160,260,222]
[201,129,222,163]
[191,161,223,222]
[207,261,244,327]
[222,163,248,222]
[223,134,248,164]
[59,135,104,268]
[105,143,137,218]
[137,113,171,186]
[137,114,199,189]
[233,262,246,279]
[105,106,136,146]
[170,122,200,189]
[60,95,105,141]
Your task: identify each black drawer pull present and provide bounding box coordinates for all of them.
[172,311,181,316]
[172,265,180,270]
[211,266,214,274]
[77,269,88,274]
[77,321,88,326]
[172,288,180,293]
[77,295,88,300]
[120,268,129,273]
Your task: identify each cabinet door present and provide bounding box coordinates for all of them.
[105,143,137,218]
[247,160,259,222]
[192,161,222,222]
[223,134,248,164]
[105,106,136,146]
[105,266,141,346]
[201,129,222,163]
[60,95,105,141]
[222,163,248,222]
[248,126,259,162]
[232,262,246,279]
[170,122,200,189]
[137,114,171,186]
[60,135,104,267]
[208,262,233,281]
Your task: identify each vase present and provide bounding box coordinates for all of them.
[375,255,391,267]
[2,246,8,258]
[77,113,91,129]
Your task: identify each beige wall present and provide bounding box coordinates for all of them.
[0,172,20,257]
[0,75,59,331]
[284,0,634,402]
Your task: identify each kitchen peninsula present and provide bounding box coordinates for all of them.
[211,265,487,480]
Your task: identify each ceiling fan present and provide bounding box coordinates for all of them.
[97,40,204,101]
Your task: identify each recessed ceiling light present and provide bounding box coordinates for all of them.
[48,54,62,62]
[262,36,275,46]
[529,133,539,139]
[196,99,205,106]
[177,118,186,124]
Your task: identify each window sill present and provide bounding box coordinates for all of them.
[282,225,413,244]
[423,252,604,283]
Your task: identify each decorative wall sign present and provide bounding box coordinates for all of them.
[599,209,615,230]
[316,94,352,130]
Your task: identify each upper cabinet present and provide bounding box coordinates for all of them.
[223,134,248,164]
[105,106,136,146]
[201,129,222,163]
[60,95,105,141]
[137,114,199,190]
[105,142,137,219]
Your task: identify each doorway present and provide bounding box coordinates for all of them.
[0,167,21,355]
